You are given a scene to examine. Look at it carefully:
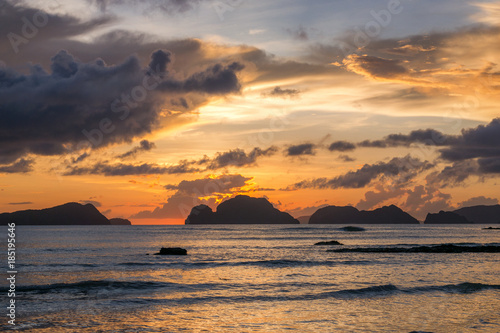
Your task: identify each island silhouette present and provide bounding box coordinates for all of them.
[1,199,499,225]
[0,202,131,225]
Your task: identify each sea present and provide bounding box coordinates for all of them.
[1,224,499,332]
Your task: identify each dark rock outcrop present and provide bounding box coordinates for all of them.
[109,218,132,225]
[309,205,418,224]
[185,195,299,224]
[0,202,110,225]
[154,247,187,255]
[424,211,471,224]
[453,205,500,224]
[337,226,366,232]
[327,244,500,253]
[314,240,343,246]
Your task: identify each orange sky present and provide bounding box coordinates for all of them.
[1,0,499,223]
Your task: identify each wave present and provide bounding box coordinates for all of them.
[5,279,498,301]
[327,244,500,253]
[144,259,374,269]
[6,280,181,294]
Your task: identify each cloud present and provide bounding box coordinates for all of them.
[133,174,252,219]
[343,55,408,79]
[356,185,406,211]
[438,118,500,170]
[338,154,356,162]
[457,196,499,208]
[79,200,102,207]
[117,140,156,159]
[328,140,356,152]
[0,0,115,57]
[286,25,309,41]
[286,143,316,156]
[318,24,500,96]
[88,0,206,14]
[7,202,33,205]
[262,86,301,99]
[205,146,278,169]
[0,158,34,174]
[289,155,433,190]
[404,185,454,220]
[65,146,276,176]
[0,49,243,167]
[65,161,199,176]
[426,160,480,187]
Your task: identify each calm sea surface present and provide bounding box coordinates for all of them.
[1,224,499,332]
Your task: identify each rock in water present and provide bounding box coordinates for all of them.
[154,247,187,255]
[338,226,366,232]
[314,240,343,246]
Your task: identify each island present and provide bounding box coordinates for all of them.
[309,204,419,224]
[452,205,500,224]
[185,195,299,224]
[0,202,131,225]
[424,211,471,224]
[109,218,132,225]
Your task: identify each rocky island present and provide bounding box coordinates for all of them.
[309,205,419,224]
[0,202,132,225]
[185,195,299,224]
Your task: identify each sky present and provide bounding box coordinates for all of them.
[0,0,499,224]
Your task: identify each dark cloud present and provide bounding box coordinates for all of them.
[0,49,243,168]
[88,0,205,14]
[133,174,251,219]
[170,97,189,109]
[117,140,156,159]
[438,118,500,173]
[289,155,433,190]
[357,140,390,148]
[286,143,315,156]
[65,146,275,176]
[65,161,199,176]
[328,141,356,152]
[425,160,480,187]
[262,86,301,99]
[0,158,34,174]
[205,146,278,169]
[7,201,33,205]
[0,0,115,57]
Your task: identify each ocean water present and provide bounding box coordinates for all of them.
[1,224,499,332]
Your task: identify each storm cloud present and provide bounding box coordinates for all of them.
[0,49,243,169]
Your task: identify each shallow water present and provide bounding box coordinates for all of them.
[1,224,499,332]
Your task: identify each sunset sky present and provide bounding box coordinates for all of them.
[1,0,499,224]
